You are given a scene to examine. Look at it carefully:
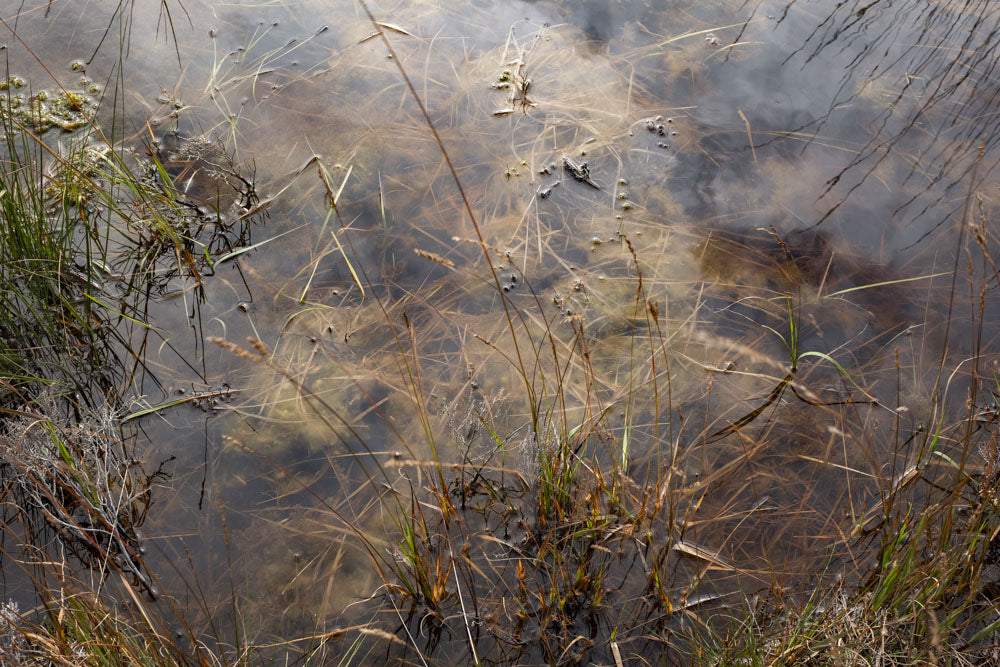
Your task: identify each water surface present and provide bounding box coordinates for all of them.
[4,0,1000,662]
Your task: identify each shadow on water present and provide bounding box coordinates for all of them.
[3,0,1000,663]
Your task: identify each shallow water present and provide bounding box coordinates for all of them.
[4,0,1000,662]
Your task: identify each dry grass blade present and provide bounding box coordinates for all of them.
[672,540,737,571]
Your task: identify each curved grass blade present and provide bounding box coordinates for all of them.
[122,389,235,423]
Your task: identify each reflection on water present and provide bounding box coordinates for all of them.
[4,0,1000,661]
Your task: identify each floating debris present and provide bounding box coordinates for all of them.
[358,22,416,44]
[491,55,536,111]
[562,156,600,189]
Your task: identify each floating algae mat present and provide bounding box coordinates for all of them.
[3,0,1000,663]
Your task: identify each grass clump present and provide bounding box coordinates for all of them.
[0,592,178,666]
[0,34,264,664]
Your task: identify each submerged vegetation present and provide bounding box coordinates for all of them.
[2,0,1000,664]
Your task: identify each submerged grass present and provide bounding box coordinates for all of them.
[4,0,1000,665]
[181,9,1000,664]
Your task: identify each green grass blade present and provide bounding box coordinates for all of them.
[216,224,304,264]
[122,390,235,423]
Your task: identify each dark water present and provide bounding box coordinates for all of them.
[3,0,1000,662]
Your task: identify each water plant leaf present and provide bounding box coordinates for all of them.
[796,351,881,404]
[329,226,365,297]
[82,292,153,329]
[122,390,235,423]
[822,271,950,298]
[359,22,415,44]
[652,22,751,48]
[672,541,736,570]
[43,421,74,469]
[215,224,304,264]
[621,405,630,473]
[708,374,791,441]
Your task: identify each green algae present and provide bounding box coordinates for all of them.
[0,83,96,133]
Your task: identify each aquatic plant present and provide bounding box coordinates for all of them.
[5,0,1000,664]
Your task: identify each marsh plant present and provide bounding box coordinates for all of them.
[0,8,270,660]
[5,0,1000,664]
[1,399,155,584]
